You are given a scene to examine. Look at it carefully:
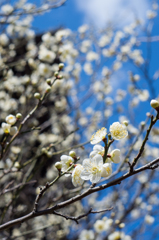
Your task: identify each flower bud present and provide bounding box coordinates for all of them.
[34,93,41,99]
[59,63,64,70]
[54,71,59,77]
[46,86,51,93]
[58,74,63,79]
[55,161,62,170]
[46,151,52,158]
[150,99,159,110]
[123,120,129,126]
[16,113,22,119]
[14,161,20,169]
[69,151,76,158]
[46,78,52,85]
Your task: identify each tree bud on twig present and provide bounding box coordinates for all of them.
[46,78,52,86]
[59,63,64,70]
[16,113,22,119]
[34,93,41,99]
[54,71,59,77]
[150,99,159,111]
[69,151,77,158]
[55,161,62,170]
[46,86,51,93]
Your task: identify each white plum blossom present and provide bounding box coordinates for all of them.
[1,122,11,134]
[72,164,84,187]
[145,215,155,224]
[90,144,104,158]
[0,34,9,46]
[10,126,18,136]
[94,219,106,233]
[6,114,16,125]
[79,229,94,240]
[39,47,56,63]
[81,154,103,183]
[110,149,121,163]
[110,122,128,140]
[90,127,107,144]
[60,155,74,176]
[101,163,112,177]
[1,4,13,14]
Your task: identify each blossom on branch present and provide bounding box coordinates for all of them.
[110,149,121,163]
[60,155,74,176]
[90,144,105,158]
[81,154,103,183]
[90,127,107,144]
[110,122,128,140]
[72,164,84,187]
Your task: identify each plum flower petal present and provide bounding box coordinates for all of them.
[90,144,105,158]
[60,155,74,176]
[81,154,103,183]
[90,127,107,144]
[110,122,128,140]
[72,164,84,187]
[110,149,121,163]
[101,163,112,177]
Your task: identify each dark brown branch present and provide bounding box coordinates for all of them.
[0,156,159,231]
[53,207,113,224]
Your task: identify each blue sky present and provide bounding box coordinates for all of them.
[33,0,151,32]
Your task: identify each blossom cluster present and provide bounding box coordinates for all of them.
[1,114,18,135]
[57,122,128,186]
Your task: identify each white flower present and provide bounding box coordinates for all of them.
[79,229,94,240]
[150,99,159,109]
[110,122,128,140]
[78,24,89,34]
[81,154,103,183]
[60,155,74,176]
[90,144,104,158]
[1,122,11,134]
[145,215,155,224]
[0,34,9,46]
[110,149,121,163]
[147,10,157,19]
[6,114,16,125]
[72,164,84,187]
[90,127,107,144]
[94,219,106,233]
[10,126,18,136]
[101,163,112,177]
[1,4,13,14]
[39,47,56,63]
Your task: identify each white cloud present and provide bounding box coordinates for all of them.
[76,0,150,28]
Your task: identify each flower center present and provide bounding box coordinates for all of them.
[91,165,100,174]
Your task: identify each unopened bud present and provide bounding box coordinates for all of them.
[14,161,20,169]
[123,120,128,126]
[46,78,52,85]
[46,151,52,158]
[58,74,63,79]
[16,113,22,119]
[150,99,159,110]
[59,63,64,70]
[54,71,59,77]
[55,161,62,170]
[41,148,47,154]
[34,92,41,99]
[140,121,145,127]
[69,151,76,158]
[46,86,51,93]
